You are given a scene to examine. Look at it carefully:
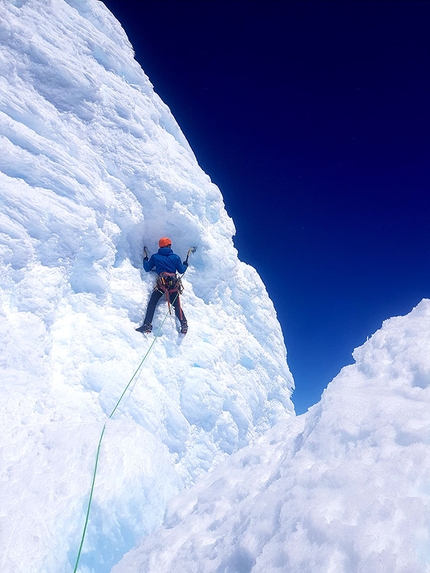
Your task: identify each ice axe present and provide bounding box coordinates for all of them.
[143,245,150,259]
[184,246,197,265]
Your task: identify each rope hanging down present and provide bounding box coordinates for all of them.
[73,249,195,572]
[73,312,167,573]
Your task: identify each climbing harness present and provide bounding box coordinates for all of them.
[156,272,184,317]
[156,272,183,295]
[72,246,196,573]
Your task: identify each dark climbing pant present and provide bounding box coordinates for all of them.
[143,289,186,325]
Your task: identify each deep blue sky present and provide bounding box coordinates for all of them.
[103,0,430,414]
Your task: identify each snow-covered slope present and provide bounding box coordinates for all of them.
[0,1,294,572]
[114,299,430,573]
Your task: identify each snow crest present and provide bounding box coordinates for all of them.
[0,1,294,572]
[113,299,430,573]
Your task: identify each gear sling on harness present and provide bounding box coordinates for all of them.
[156,272,184,319]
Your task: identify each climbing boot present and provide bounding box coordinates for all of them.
[180,320,188,334]
[136,322,152,334]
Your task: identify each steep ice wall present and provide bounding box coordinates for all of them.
[0,1,294,572]
[113,299,430,573]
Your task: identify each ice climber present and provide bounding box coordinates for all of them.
[136,237,189,335]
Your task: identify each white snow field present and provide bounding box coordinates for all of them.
[0,1,294,572]
[114,299,430,573]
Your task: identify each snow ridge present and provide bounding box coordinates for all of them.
[114,299,430,573]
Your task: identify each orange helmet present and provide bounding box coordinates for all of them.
[159,237,172,248]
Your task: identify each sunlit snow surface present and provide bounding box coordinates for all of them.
[0,1,294,572]
[114,299,430,573]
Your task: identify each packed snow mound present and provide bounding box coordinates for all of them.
[0,1,294,572]
[113,299,430,573]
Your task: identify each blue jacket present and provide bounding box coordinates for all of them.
[143,247,188,275]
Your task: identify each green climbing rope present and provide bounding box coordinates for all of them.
[72,296,178,573]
